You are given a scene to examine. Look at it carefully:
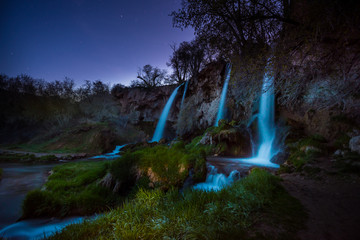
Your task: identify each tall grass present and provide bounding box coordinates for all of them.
[48,169,306,240]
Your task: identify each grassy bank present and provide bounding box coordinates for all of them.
[22,161,122,218]
[0,152,58,163]
[21,141,210,218]
[48,168,306,239]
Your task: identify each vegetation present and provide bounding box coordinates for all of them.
[48,169,306,240]
[0,152,59,163]
[22,161,121,218]
[130,64,167,88]
[279,135,326,173]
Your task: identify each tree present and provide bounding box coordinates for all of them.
[167,39,206,84]
[171,0,297,57]
[131,64,166,88]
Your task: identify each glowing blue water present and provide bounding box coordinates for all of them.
[235,72,279,168]
[193,165,239,191]
[214,63,232,126]
[91,144,127,159]
[0,217,84,239]
[151,84,183,142]
[180,80,189,109]
[194,70,279,192]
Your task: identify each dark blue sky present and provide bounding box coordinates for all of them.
[0,0,194,86]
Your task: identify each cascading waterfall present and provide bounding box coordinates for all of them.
[235,71,279,168]
[214,63,232,126]
[194,68,279,191]
[180,80,189,109]
[151,83,183,142]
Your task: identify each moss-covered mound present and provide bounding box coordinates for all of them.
[48,169,306,240]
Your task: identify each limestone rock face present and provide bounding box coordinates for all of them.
[349,136,360,154]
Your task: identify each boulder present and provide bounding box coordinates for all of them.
[270,151,290,165]
[349,136,360,154]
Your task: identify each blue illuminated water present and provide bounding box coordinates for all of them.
[194,70,279,191]
[214,63,232,126]
[151,84,183,142]
[91,145,127,159]
[180,80,189,109]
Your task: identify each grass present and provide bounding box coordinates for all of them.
[279,135,325,173]
[22,160,122,218]
[108,141,210,190]
[48,168,306,240]
[0,152,58,163]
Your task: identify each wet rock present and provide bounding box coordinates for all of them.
[349,136,360,154]
[199,132,213,145]
[271,151,290,165]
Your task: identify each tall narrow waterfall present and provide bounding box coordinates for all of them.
[151,84,183,142]
[214,63,232,126]
[236,72,279,168]
[180,80,189,109]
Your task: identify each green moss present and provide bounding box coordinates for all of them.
[334,133,351,149]
[48,169,306,240]
[22,160,121,218]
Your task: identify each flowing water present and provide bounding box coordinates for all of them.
[151,84,183,142]
[180,80,189,109]
[194,70,279,191]
[214,63,232,126]
[0,162,88,239]
[91,144,127,159]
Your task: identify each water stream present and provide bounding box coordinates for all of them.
[194,70,279,191]
[180,80,189,109]
[151,83,183,142]
[0,162,87,239]
[214,63,232,126]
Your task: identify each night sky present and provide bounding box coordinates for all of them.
[0,0,194,86]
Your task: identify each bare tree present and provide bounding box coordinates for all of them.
[131,64,166,88]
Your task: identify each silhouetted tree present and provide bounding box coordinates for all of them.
[167,39,206,84]
[171,0,297,57]
[131,64,166,88]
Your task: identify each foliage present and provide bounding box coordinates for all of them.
[22,161,121,218]
[171,0,296,58]
[48,169,306,240]
[279,135,325,173]
[166,39,206,84]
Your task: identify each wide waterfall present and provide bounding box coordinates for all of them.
[151,84,183,142]
[214,63,232,126]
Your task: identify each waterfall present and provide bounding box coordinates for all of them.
[194,68,279,192]
[151,84,183,142]
[180,80,189,109]
[235,71,279,168]
[193,165,239,191]
[214,63,232,126]
[91,145,127,159]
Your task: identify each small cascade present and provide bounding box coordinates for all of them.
[180,80,189,109]
[91,144,127,159]
[193,165,239,191]
[151,84,183,142]
[214,63,232,126]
